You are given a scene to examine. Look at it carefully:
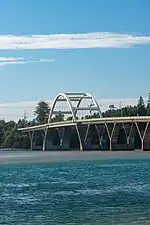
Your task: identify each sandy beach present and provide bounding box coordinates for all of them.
[0,150,149,164]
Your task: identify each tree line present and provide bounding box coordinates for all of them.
[0,95,150,149]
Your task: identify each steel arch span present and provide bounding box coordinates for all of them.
[46,92,102,151]
[48,92,102,123]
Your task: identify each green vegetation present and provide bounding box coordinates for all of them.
[34,100,50,124]
[0,96,150,149]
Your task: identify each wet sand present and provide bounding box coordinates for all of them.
[0,150,149,164]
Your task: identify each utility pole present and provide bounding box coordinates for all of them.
[119,101,122,116]
[23,110,28,127]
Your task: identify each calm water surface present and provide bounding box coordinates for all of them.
[0,157,150,224]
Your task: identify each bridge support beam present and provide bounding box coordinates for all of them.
[28,130,34,150]
[75,124,84,151]
[42,128,48,151]
[84,124,90,144]
[105,123,116,151]
[95,124,106,149]
[135,122,149,151]
[95,125,102,149]
[122,122,134,147]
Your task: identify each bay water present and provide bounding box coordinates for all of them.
[0,154,150,224]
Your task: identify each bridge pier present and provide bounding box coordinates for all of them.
[135,122,149,151]
[122,122,134,148]
[75,124,85,151]
[28,130,34,150]
[95,125,102,148]
[76,124,101,151]
[85,124,102,150]
[95,124,107,149]
[105,123,116,151]
[42,128,48,151]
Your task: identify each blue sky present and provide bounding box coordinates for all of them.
[0,0,150,120]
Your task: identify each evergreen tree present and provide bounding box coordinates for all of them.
[146,93,150,115]
[137,96,147,116]
[0,120,5,145]
[3,130,14,147]
[34,101,50,124]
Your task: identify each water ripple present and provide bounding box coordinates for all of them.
[0,158,150,224]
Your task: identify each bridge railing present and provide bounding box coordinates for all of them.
[80,116,150,122]
[18,116,150,132]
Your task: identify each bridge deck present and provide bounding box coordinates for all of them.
[18,116,150,132]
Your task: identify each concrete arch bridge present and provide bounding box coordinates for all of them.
[19,92,150,151]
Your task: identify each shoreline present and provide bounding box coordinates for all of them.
[0,150,149,165]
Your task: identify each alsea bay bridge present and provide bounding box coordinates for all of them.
[19,92,150,151]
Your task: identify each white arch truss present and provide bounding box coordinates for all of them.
[74,92,102,118]
[48,93,76,123]
[48,92,102,123]
[47,92,102,151]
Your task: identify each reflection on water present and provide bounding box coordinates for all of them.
[0,158,150,224]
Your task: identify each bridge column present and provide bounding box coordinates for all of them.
[28,130,34,150]
[75,124,83,151]
[95,125,104,148]
[105,123,116,151]
[95,124,104,148]
[95,124,106,149]
[75,124,84,151]
[135,122,149,151]
[42,128,48,151]
[122,122,134,148]
[95,125,100,147]
[84,124,90,144]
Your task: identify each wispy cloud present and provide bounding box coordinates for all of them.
[0,57,55,66]
[0,32,150,50]
[0,100,52,121]
[0,57,24,61]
